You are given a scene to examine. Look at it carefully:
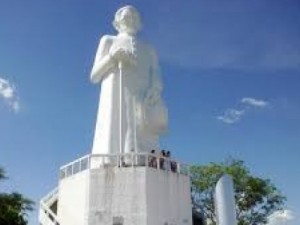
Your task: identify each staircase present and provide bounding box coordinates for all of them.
[39,187,60,225]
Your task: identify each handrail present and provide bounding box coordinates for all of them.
[59,153,190,180]
[60,154,90,171]
[40,199,60,225]
[41,187,58,205]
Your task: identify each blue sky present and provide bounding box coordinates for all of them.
[0,0,299,224]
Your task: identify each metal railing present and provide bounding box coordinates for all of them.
[41,187,58,206]
[59,155,90,180]
[39,188,60,225]
[59,153,190,180]
[39,201,60,225]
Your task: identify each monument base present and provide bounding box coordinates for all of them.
[40,154,193,225]
[88,167,192,225]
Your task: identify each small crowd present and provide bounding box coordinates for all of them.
[148,150,178,172]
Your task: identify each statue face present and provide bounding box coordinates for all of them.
[114,6,141,35]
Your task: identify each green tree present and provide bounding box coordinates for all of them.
[190,159,285,225]
[0,167,34,225]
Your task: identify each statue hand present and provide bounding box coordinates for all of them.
[110,47,136,67]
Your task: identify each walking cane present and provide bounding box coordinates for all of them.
[119,60,123,167]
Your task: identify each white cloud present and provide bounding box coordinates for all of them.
[217,109,245,124]
[0,77,20,113]
[241,97,268,108]
[217,97,268,124]
[268,210,295,225]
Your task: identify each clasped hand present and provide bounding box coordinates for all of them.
[110,47,136,67]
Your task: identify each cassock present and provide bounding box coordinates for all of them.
[90,33,167,160]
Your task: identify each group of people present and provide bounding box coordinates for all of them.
[148,149,177,172]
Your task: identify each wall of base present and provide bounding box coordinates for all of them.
[57,166,192,225]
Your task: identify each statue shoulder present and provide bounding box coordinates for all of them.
[141,40,153,50]
[139,41,157,60]
[98,34,116,47]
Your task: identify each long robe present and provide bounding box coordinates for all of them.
[90,34,167,159]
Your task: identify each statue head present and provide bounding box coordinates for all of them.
[113,5,142,35]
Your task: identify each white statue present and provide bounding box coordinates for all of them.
[90,5,167,159]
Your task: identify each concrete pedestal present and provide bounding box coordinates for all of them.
[57,166,192,225]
